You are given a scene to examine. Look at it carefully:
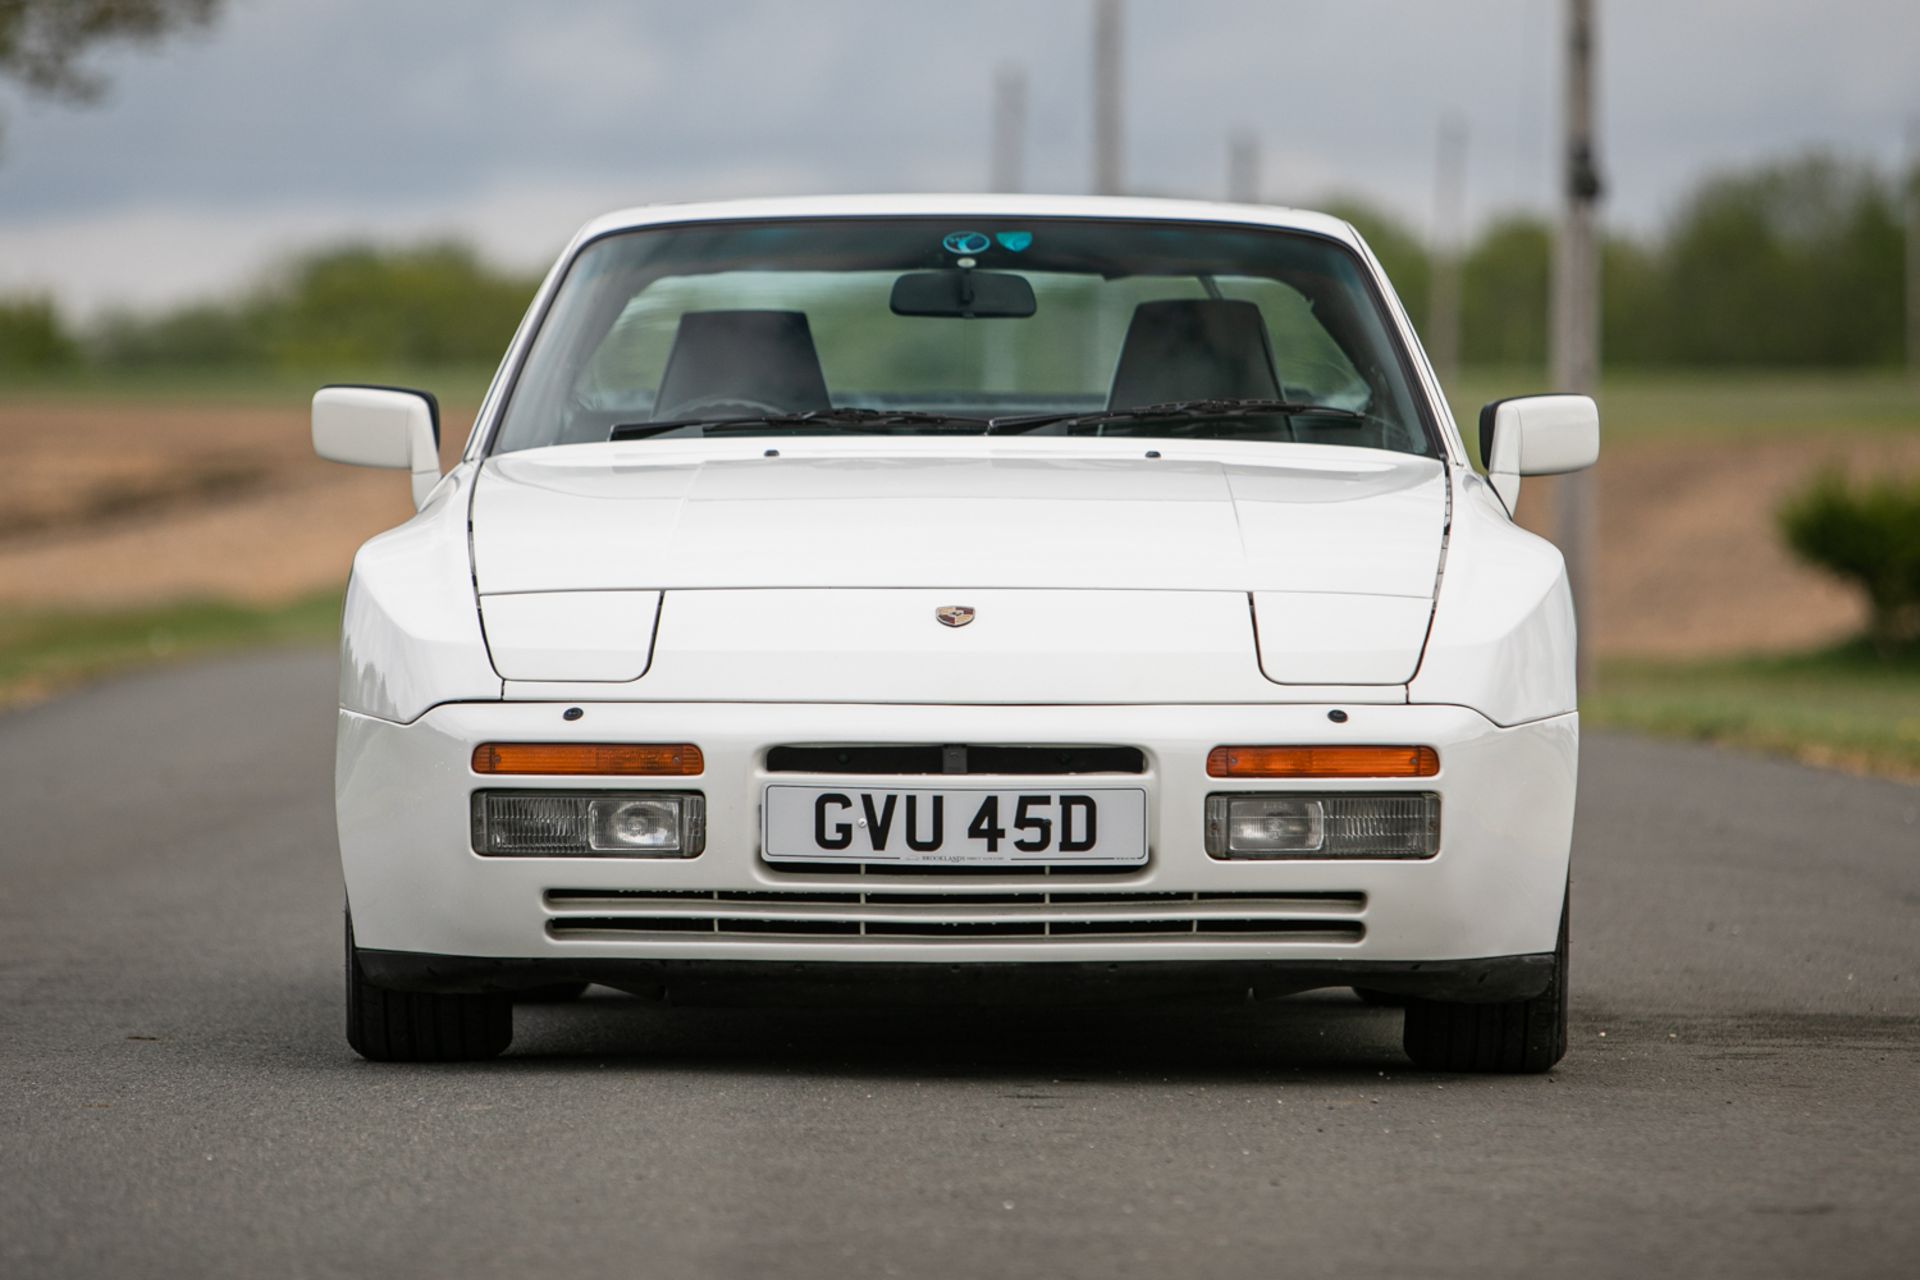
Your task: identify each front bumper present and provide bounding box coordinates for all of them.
[338,701,1577,975]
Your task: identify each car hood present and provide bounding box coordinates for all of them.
[469,442,1447,598]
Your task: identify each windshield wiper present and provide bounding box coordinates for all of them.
[986,398,1365,435]
[611,408,989,441]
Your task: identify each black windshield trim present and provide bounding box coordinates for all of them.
[611,409,991,441]
[986,398,1368,436]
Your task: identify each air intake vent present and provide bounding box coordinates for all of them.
[766,744,1147,775]
[543,888,1365,944]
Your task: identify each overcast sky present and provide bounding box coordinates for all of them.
[1,0,1915,317]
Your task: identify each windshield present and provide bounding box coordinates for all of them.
[489,217,1435,457]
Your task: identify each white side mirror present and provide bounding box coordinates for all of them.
[1478,394,1599,513]
[312,385,442,509]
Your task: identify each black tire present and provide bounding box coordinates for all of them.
[1402,893,1569,1074]
[345,914,512,1062]
[515,981,590,1004]
[1352,987,1407,1007]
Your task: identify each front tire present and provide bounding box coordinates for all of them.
[1401,893,1569,1074]
[345,914,512,1062]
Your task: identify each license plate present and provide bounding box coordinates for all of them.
[763,785,1148,866]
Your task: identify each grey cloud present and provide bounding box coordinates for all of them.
[0,0,1914,310]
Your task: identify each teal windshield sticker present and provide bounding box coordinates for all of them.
[942,230,991,255]
[995,231,1033,252]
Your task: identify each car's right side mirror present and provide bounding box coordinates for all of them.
[1477,394,1599,513]
[312,385,443,509]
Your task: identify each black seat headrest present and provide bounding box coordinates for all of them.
[1106,299,1282,410]
[652,310,832,420]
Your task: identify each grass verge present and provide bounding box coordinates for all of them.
[1588,644,1920,780]
[0,591,342,710]
[1445,367,1920,444]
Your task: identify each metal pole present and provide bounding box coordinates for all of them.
[1906,118,1920,386]
[1427,114,1467,388]
[1092,0,1123,195]
[990,66,1027,193]
[1551,0,1602,692]
[1228,130,1261,203]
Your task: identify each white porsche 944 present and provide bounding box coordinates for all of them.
[315,196,1597,1071]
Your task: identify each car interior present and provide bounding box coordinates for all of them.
[488,218,1434,457]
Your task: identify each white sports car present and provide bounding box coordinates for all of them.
[315,195,1597,1071]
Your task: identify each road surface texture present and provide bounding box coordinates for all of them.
[2,649,1915,1279]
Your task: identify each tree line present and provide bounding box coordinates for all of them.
[1343,150,1910,369]
[1,149,1911,377]
[1,239,540,374]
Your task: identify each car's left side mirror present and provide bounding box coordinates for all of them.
[312,385,442,509]
[1477,394,1599,513]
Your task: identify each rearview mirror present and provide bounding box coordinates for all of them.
[312,385,442,509]
[890,270,1036,318]
[1478,394,1599,513]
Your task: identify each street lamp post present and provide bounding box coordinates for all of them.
[1551,0,1603,691]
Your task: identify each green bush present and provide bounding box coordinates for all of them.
[262,241,537,368]
[0,295,78,370]
[91,239,539,373]
[93,299,268,368]
[1779,470,1920,654]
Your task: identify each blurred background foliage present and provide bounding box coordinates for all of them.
[86,241,540,372]
[0,295,78,370]
[1,147,1912,383]
[1336,150,1912,370]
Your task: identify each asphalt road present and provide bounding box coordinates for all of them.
[2,649,1916,1279]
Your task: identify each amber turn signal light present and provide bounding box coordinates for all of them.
[1206,745,1439,779]
[471,743,704,776]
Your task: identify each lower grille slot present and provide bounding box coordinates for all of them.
[1046,918,1183,936]
[558,914,715,933]
[715,917,862,936]
[1194,918,1363,937]
[862,920,1050,938]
